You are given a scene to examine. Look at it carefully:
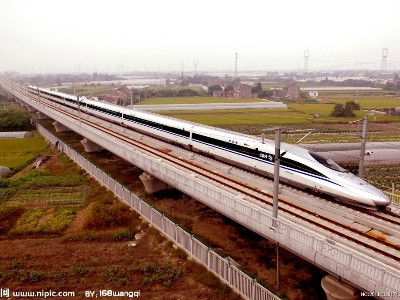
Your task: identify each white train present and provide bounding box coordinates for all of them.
[28,85,390,209]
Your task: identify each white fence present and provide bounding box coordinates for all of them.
[385,192,400,206]
[38,124,281,300]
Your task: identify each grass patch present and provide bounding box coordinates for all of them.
[9,186,87,207]
[113,229,135,241]
[10,169,86,189]
[128,262,181,287]
[0,136,48,168]
[186,262,232,297]
[9,208,76,235]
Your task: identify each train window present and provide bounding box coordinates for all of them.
[124,114,189,138]
[192,133,259,157]
[309,151,347,173]
[280,157,325,177]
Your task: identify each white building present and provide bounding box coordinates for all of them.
[309,91,319,98]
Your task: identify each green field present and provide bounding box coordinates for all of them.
[318,91,400,109]
[329,97,400,109]
[138,96,264,105]
[131,89,398,126]
[58,84,116,97]
[158,103,397,127]
[0,135,48,168]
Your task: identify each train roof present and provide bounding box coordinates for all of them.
[33,86,313,158]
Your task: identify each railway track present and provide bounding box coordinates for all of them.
[4,80,400,268]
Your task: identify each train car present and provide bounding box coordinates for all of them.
[189,125,389,208]
[27,86,390,209]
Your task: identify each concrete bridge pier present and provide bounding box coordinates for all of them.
[139,172,174,194]
[18,103,29,111]
[80,138,104,152]
[26,105,37,113]
[52,121,71,132]
[321,275,361,300]
[29,112,38,127]
[12,96,25,106]
[36,111,50,120]
[13,101,23,108]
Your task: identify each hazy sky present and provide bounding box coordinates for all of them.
[0,0,399,74]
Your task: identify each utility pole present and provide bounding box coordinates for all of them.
[193,59,198,76]
[261,127,314,290]
[273,128,281,290]
[273,128,281,221]
[261,127,282,289]
[77,94,81,125]
[234,52,238,79]
[358,115,368,178]
[356,84,359,104]
[130,88,133,106]
[36,75,41,105]
[304,50,309,77]
[381,48,388,75]
[180,60,184,81]
[36,83,40,104]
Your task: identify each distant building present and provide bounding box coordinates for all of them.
[234,84,253,98]
[272,82,301,99]
[309,91,319,98]
[213,90,225,97]
[225,90,235,98]
[286,82,301,98]
[101,96,118,105]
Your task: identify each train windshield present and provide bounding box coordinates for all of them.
[309,151,348,173]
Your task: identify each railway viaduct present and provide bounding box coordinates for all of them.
[1,77,400,300]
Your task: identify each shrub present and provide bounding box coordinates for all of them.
[85,201,137,230]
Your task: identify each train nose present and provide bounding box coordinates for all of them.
[373,194,391,208]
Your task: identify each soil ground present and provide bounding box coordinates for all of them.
[0,153,242,300]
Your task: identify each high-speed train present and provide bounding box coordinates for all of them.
[28,85,391,209]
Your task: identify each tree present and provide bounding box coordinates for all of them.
[331,101,359,117]
[207,85,223,96]
[331,104,346,117]
[177,88,199,97]
[224,85,234,92]
[0,109,32,131]
[252,82,262,94]
[345,101,360,111]
[258,90,272,98]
